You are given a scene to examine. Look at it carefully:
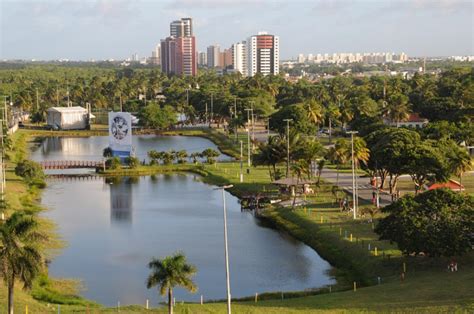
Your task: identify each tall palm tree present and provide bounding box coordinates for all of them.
[448,146,472,191]
[290,159,310,209]
[0,212,48,314]
[385,93,410,124]
[326,139,350,186]
[146,252,197,314]
[305,99,324,134]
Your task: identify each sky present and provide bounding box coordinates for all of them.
[0,0,473,60]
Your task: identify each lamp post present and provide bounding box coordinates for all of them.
[283,119,293,178]
[210,93,214,127]
[240,141,243,183]
[233,97,238,143]
[244,108,253,167]
[347,131,359,219]
[214,184,234,314]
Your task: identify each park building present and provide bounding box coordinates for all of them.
[46,106,94,130]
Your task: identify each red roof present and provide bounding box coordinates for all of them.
[405,113,428,123]
[427,179,465,191]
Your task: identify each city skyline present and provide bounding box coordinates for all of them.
[1,0,473,60]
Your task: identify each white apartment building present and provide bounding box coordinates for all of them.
[231,42,247,75]
[246,32,279,77]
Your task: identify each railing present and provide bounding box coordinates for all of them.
[39,160,105,169]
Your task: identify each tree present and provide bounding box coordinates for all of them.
[375,189,473,257]
[401,141,450,194]
[105,157,121,170]
[175,150,188,164]
[138,103,177,129]
[384,93,410,123]
[290,159,310,209]
[326,139,350,186]
[146,252,197,314]
[201,148,219,164]
[0,212,48,314]
[103,147,113,158]
[189,152,201,164]
[125,156,140,169]
[14,160,44,185]
[253,136,285,180]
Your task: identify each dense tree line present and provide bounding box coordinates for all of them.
[0,65,471,138]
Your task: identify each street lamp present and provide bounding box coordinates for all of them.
[283,119,293,178]
[239,141,243,183]
[214,184,234,314]
[244,108,253,167]
[347,130,359,219]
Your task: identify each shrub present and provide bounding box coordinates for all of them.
[15,160,45,183]
[105,157,121,170]
[125,156,140,169]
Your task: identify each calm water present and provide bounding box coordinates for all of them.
[30,135,231,163]
[34,136,334,306]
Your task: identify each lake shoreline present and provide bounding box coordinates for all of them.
[10,128,351,309]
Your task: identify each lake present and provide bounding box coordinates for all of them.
[34,136,334,306]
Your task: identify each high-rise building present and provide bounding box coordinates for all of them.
[222,48,233,68]
[161,18,197,76]
[170,18,193,37]
[198,51,207,66]
[231,42,247,75]
[246,32,279,77]
[150,44,160,65]
[207,45,220,68]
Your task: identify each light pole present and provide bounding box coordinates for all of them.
[210,93,214,127]
[244,108,253,167]
[347,131,359,219]
[234,97,238,143]
[214,184,234,314]
[283,119,292,178]
[240,141,243,183]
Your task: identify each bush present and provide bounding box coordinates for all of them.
[15,160,45,183]
[105,157,121,170]
[125,156,139,169]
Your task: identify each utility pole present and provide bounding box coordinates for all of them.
[56,85,59,106]
[240,140,243,183]
[214,185,234,314]
[210,93,214,127]
[234,97,238,143]
[205,102,208,126]
[250,101,255,148]
[347,131,359,219]
[283,119,293,178]
[244,108,252,167]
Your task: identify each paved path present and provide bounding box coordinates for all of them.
[319,167,393,207]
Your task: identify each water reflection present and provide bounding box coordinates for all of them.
[30,136,232,162]
[108,177,135,224]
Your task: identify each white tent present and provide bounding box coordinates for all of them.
[47,107,94,130]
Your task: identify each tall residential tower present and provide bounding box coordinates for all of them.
[161,18,197,76]
[246,32,279,77]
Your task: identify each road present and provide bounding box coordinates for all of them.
[319,167,393,207]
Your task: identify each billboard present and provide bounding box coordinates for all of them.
[108,112,132,158]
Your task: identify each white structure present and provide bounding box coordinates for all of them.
[47,107,92,130]
[231,42,247,75]
[109,112,132,158]
[246,32,279,77]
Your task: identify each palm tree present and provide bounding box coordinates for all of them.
[147,252,197,314]
[326,139,350,186]
[448,146,472,191]
[290,159,310,209]
[305,99,324,134]
[0,212,48,314]
[385,93,410,124]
